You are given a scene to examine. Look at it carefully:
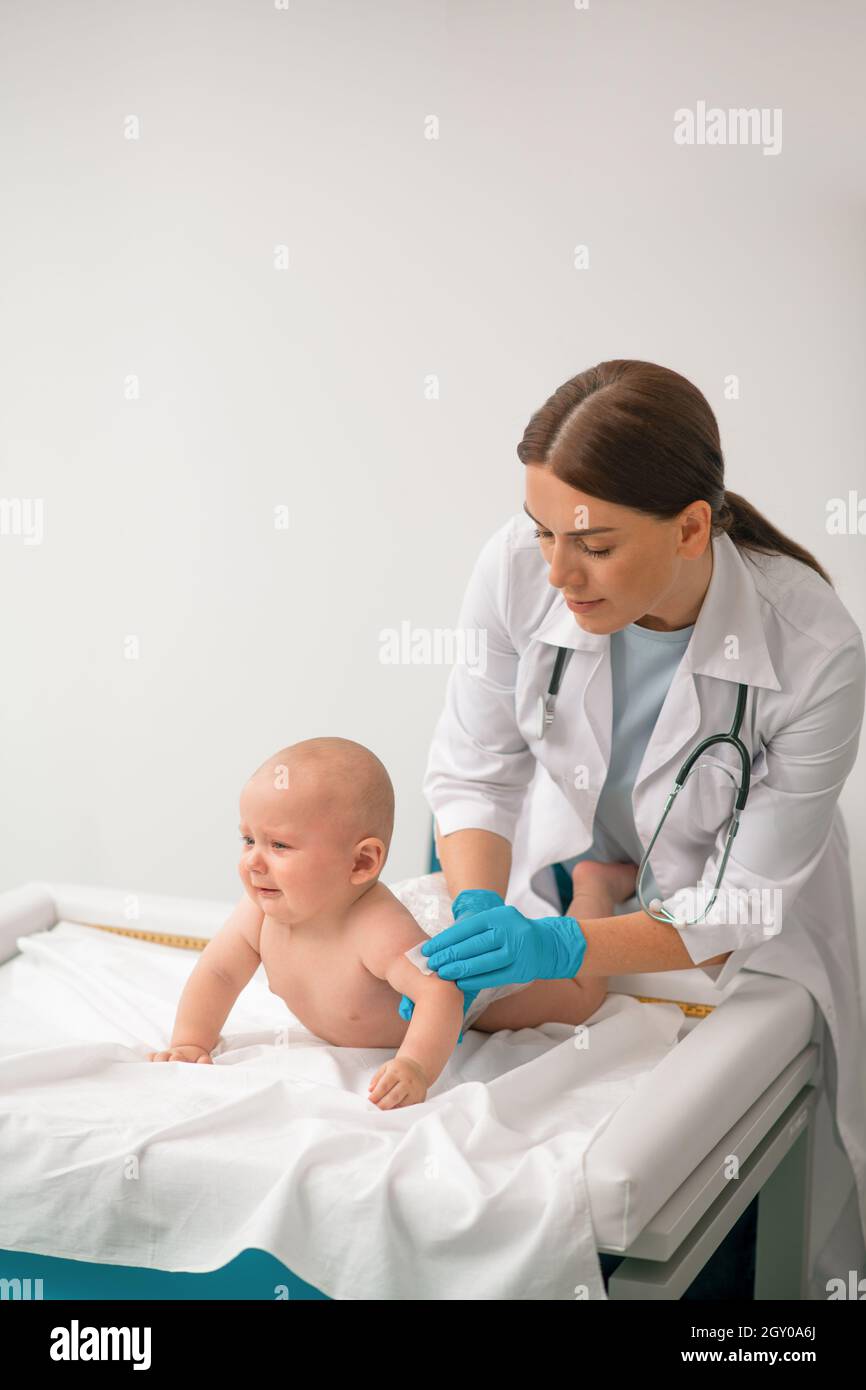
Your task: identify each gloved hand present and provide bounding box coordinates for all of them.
[420,903,587,990]
[398,889,505,1041]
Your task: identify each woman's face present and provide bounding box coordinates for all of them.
[524,466,713,633]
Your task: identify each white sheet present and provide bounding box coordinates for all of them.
[0,886,684,1300]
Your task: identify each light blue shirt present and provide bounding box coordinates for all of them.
[556,618,695,912]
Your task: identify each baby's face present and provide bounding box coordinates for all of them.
[238,771,357,924]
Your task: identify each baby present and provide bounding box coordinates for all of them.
[149,738,631,1108]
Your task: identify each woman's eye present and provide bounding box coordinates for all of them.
[531,526,611,558]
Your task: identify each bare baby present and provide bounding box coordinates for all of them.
[149,737,619,1108]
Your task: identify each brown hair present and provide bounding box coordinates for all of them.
[516,359,832,586]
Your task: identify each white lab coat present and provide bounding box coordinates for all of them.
[423,512,866,1294]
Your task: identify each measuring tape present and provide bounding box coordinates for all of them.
[75,922,715,1015]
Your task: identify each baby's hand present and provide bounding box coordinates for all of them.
[148,1045,213,1064]
[368,1055,428,1110]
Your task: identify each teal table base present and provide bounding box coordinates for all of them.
[0,1247,330,1300]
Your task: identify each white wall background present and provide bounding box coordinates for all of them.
[1,2,864,988]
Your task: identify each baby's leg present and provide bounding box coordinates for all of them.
[471,975,607,1031]
[568,859,638,921]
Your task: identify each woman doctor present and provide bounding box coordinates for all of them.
[413,359,866,1293]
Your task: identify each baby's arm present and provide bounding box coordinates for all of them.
[149,894,263,1062]
[386,954,465,1087]
[357,901,464,1092]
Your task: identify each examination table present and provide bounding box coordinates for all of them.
[0,878,822,1300]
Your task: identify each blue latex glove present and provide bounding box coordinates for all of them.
[420,903,587,990]
[398,889,505,1042]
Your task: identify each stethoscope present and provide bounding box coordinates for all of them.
[537,646,751,927]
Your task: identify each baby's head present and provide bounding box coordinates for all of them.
[238,737,395,923]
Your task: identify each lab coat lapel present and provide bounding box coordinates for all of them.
[516,605,608,886]
[637,533,784,788]
[529,593,610,801]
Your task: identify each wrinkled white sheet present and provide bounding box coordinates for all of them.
[0,877,683,1300]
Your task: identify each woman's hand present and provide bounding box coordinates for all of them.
[397,889,504,1027]
[420,904,588,991]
